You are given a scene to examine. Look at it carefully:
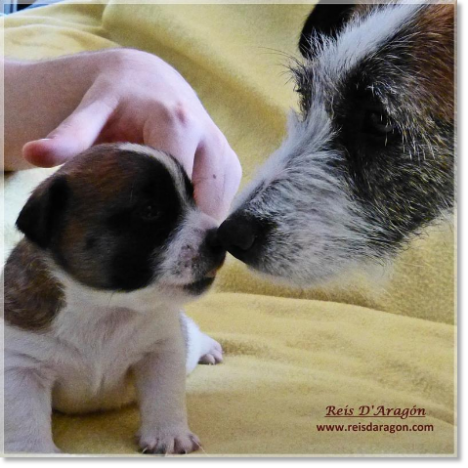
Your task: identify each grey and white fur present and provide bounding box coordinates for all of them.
[218,1,454,286]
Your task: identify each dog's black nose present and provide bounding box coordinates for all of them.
[205,228,222,250]
[217,217,256,252]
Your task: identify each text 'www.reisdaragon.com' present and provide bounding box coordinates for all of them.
[316,422,434,434]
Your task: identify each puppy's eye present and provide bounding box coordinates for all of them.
[363,110,398,136]
[140,203,161,221]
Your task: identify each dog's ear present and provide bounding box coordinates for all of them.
[16,176,69,249]
[299,2,355,57]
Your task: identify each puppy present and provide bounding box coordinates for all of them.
[218,1,454,285]
[2,143,225,454]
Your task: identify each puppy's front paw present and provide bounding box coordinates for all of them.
[199,334,223,365]
[139,429,200,455]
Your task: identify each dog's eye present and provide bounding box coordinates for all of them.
[140,203,161,221]
[363,110,398,136]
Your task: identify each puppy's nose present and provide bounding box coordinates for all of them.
[217,217,256,252]
[203,228,226,270]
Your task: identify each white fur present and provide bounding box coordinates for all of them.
[315,4,422,83]
[159,209,219,287]
[4,255,220,455]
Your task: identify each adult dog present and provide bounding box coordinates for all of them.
[218,1,454,285]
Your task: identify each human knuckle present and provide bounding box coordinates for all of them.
[160,101,194,129]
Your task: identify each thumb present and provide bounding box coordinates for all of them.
[23,100,116,167]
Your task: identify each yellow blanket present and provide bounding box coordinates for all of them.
[3,1,456,455]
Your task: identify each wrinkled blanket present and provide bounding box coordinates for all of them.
[2,1,456,455]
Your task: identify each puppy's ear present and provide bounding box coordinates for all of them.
[16,176,69,249]
[299,2,355,57]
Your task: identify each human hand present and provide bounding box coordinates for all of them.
[20,49,241,220]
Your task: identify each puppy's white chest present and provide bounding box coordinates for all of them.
[51,303,176,413]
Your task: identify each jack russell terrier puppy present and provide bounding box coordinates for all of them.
[3,143,225,455]
[218,1,454,286]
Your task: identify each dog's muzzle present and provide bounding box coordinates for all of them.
[217,213,270,266]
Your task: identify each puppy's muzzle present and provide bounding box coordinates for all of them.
[203,228,226,274]
[185,228,226,295]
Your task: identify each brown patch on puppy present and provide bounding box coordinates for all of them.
[9,143,191,294]
[3,239,65,331]
[47,144,184,290]
[52,145,136,287]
